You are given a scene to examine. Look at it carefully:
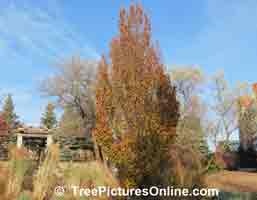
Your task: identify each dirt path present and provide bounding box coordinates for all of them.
[204,170,257,192]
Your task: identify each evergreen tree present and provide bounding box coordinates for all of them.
[2,94,18,129]
[41,103,57,129]
[58,105,85,136]
[0,115,9,134]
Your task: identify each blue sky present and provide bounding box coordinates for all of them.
[0,0,257,125]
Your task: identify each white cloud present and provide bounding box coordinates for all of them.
[0,1,100,65]
[0,1,100,125]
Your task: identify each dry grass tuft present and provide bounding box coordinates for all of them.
[6,146,32,199]
[0,145,119,200]
[58,161,119,200]
[33,144,60,200]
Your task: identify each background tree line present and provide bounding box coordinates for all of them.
[0,3,253,199]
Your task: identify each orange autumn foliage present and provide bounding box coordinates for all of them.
[93,4,179,187]
[253,83,257,96]
[239,95,253,108]
[238,83,257,109]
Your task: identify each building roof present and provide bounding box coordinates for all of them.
[14,126,53,135]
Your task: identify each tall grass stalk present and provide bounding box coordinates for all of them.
[6,146,32,199]
[33,144,59,200]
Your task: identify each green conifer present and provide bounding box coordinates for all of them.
[2,94,18,129]
[41,103,57,129]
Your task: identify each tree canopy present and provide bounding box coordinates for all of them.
[41,56,97,135]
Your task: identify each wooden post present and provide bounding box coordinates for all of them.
[17,134,23,148]
[46,135,53,147]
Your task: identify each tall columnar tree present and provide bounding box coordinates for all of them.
[41,103,57,129]
[2,94,18,129]
[94,4,179,188]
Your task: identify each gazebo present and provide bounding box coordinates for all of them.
[14,127,53,150]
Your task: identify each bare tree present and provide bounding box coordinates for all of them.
[169,67,244,150]
[170,66,205,117]
[207,71,248,148]
[41,56,98,136]
[169,66,207,151]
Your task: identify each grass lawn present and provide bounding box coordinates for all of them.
[204,170,257,192]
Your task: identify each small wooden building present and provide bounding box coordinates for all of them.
[0,125,95,161]
[14,127,53,150]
